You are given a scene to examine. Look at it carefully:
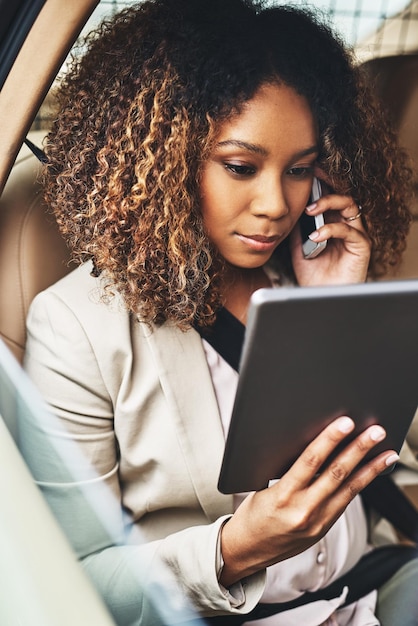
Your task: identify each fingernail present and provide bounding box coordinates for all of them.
[306,203,317,212]
[337,417,354,433]
[308,230,320,241]
[369,426,386,442]
[385,453,400,467]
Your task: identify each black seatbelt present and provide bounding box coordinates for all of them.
[205,546,418,624]
[24,137,48,163]
[197,307,245,372]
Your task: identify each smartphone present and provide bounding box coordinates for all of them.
[300,177,327,259]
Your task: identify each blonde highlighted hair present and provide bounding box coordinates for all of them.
[44,0,413,327]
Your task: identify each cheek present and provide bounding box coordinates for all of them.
[294,204,308,223]
[200,175,236,228]
[201,204,227,239]
[200,189,217,229]
[289,183,314,217]
[199,191,222,237]
[199,167,219,217]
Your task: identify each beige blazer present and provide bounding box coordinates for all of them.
[23,261,265,624]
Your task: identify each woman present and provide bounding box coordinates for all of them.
[22,1,415,624]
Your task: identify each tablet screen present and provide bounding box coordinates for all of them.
[218,280,418,494]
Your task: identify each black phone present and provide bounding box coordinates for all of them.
[300,177,327,259]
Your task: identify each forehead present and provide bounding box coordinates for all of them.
[214,83,317,149]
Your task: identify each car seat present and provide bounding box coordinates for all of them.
[0,134,73,363]
[361,53,418,280]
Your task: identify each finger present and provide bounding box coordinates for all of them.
[308,220,371,253]
[306,195,365,232]
[321,449,400,516]
[341,207,363,225]
[280,416,356,490]
[306,193,356,215]
[313,423,390,497]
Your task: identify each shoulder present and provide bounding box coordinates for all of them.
[26,262,149,401]
[26,262,137,370]
[28,260,131,333]
[35,261,125,316]
[26,261,199,378]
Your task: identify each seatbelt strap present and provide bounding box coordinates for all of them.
[205,545,418,624]
[196,307,244,372]
[24,137,48,163]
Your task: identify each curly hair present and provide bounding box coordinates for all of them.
[43,0,413,328]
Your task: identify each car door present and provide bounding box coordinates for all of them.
[0,3,117,624]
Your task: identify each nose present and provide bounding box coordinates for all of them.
[251,176,288,220]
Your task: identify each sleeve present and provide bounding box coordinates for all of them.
[22,290,265,625]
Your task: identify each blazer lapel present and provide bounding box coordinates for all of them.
[144,322,233,520]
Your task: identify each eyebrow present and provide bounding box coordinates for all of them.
[216,139,268,156]
[215,139,319,159]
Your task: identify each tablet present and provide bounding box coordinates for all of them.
[218,280,418,494]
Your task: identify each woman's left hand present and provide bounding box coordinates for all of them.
[290,193,371,286]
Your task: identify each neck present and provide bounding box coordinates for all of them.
[222,266,272,324]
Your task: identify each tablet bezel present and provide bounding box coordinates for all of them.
[218,280,418,494]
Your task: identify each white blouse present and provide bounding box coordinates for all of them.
[202,340,379,626]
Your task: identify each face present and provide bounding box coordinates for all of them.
[200,82,318,269]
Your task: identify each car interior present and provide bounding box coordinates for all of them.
[0,2,119,623]
[363,52,418,279]
[0,1,418,623]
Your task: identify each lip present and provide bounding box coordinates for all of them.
[236,233,281,252]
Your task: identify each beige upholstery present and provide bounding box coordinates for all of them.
[363,55,418,511]
[362,54,418,281]
[362,54,418,169]
[0,134,73,363]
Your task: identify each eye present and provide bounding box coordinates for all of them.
[223,162,256,177]
[287,166,314,179]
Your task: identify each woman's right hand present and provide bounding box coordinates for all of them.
[219,416,399,588]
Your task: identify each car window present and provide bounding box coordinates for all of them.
[30,0,418,135]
